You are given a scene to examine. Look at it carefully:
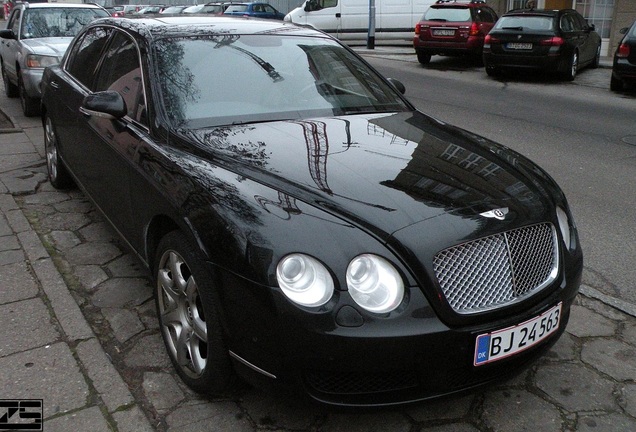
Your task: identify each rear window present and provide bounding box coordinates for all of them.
[423,7,471,22]
[494,15,555,31]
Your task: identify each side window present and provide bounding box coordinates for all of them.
[9,9,21,34]
[560,15,573,32]
[264,5,275,14]
[574,14,588,31]
[569,14,582,31]
[475,9,494,23]
[66,27,112,90]
[309,0,337,10]
[94,32,146,125]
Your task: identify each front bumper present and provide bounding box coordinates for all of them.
[20,68,45,99]
[216,253,582,406]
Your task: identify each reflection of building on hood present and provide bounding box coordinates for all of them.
[293,120,332,194]
[374,112,539,217]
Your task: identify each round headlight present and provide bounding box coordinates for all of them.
[346,254,404,313]
[276,254,334,307]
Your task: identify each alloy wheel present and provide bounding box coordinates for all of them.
[45,117,59,182]
[157,249,208,378]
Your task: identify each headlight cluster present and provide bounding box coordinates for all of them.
[25,54,59,69]
[276,253,404,313]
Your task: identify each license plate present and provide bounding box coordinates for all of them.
[433,29,455,36]
[474,303,561,366]
[507,42,533,50]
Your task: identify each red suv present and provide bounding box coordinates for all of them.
[413,0,498,65]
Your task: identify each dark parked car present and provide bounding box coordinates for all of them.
[41,15,582,406]
[413,0,498,65]
[611,21,636,92]
[223,2,284,20]
[483,8,601,81]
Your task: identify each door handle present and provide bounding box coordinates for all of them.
[336,13,341,18]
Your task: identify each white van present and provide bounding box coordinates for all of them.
[284,0,435,42]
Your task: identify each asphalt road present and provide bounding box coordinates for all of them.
[364,54,636,309]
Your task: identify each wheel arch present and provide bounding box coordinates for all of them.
[144,214,182,270]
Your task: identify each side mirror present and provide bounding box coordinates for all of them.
[588,23,595,32]
[80,91,127,120]
[387,78,406,95]
[620,27,629,35]
[0,29,17,40]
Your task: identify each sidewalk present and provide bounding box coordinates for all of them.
[0,94,153,430]
[1,77,636,431]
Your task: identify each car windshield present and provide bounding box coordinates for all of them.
[495,16,555,31]
[423,7,471,22]
[154,34,411,128]
[21,8,109,39]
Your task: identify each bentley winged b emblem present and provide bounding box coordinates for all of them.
[479,207,509,221]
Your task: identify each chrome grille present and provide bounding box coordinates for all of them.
[433,223,558,314]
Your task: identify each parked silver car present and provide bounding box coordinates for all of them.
[0,2,108,116]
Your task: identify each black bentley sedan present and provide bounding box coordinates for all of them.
[40,16,583,406]
[483,8,601,81]
[611,21,636,92]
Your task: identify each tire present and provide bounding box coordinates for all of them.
[417,51,431,65]
[44,114,74,189]
[610,74,623,92]
[1,60,18,98]
[154,231,237,395]
[563,51,578,82]
[485,65,499,77]
[19,72,40,117]
[591,44,601,69]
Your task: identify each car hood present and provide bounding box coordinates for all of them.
[21,37,73,57]
[178,111,558,244]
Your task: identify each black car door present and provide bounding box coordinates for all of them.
[78,30,148,244]
[52,26,113,185]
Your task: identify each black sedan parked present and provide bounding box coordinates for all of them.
[611,21,636,92]
[483,8,601,81]
[41,16,583,406]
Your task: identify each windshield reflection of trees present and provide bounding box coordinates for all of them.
[154,32,407,127]
[155,32,286,126]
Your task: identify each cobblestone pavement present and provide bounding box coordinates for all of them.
[2,65,636,431]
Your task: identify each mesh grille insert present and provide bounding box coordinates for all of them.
[433,223,558,314]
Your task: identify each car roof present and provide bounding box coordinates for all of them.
[503,8,565,17]
[431,0,491,8]
[16,2,105,9]
[90,15,326,38]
